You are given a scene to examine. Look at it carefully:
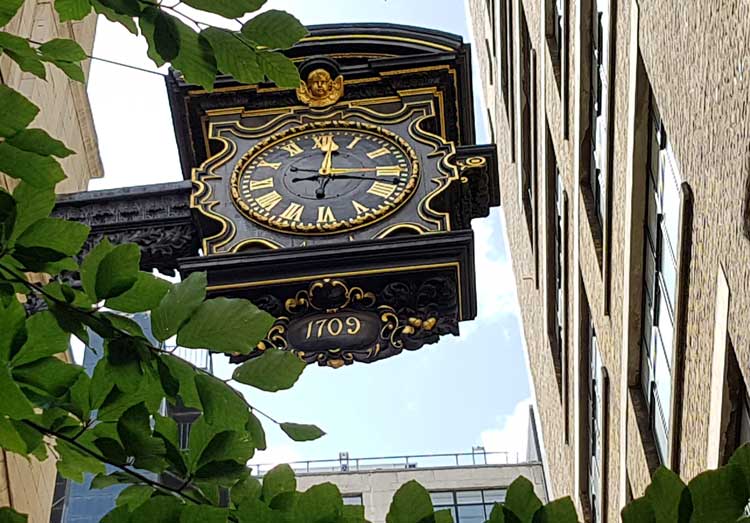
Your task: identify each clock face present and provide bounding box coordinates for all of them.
[230,121,420,234]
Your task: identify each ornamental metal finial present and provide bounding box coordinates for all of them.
[296,68,344,107]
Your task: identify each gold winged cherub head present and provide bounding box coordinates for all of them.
[296,68,344,107]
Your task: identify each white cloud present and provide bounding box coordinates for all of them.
[479,397,532,464]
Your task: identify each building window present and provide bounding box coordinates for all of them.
[519,7,537,249]
[485,39,494,84]
[546,126,566,422]
[720,339,750,464]
[588,323,605,523]
[506,0,515,160]
[640,92,682,466]
[589,0,613,228]
[343,494,364,505]
[545,0,565,91]
[431,489,507,522]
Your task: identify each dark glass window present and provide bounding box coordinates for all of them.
[640,92,681,465]
[430,489,507,522]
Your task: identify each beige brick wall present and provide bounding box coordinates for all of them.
[0,0,103,195]
[0,2,101,521]
[469,0,750,520]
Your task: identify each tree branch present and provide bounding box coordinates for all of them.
[23,419,206,506]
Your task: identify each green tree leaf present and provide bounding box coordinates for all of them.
[105,272,171,313]
[729,443,750,494]
[0,143,65,187]
[171,17,216,91]
[39,38,86,61]
[486,504,505,523]
[241,10,307,50]
[130,496,184,523]
[433,509,454,523]
[138,6,166,67]
[95,243,141,299]
[68,372,91,421]
[261,464,296,503]
[11,182,56,241]
[55,0,93,22]
[531,497,578,523]
[280,422,325,442]
[621,497,656,523]
[116,485,154,511]
[0,0,24,26]
[231,475,262,507]
[232,348,305,392]
[342,504,367,522]
[7,128,74,157]
[13,356,83,398]
[0,506,27,523]
[160,353,201,409]
[0,298,27,362]
[0,189,16,245]
[16,217,89,256]
[247,411,266,450]
[202,28,263,85]
[386,480,433,523]
[116,403,166,470]
[91,0,137,34]
[688,464,748,523]
[0,32,46,78]
[644,467,691,523]
[11,311,68,367]
[503,477,542,523]
[196,429,254,470]
[81,237,114,300]
[56,439,106,482]
[0,85,39,137]
[294,483,343,523]
[179,505,229,523]
[257,50,300,89]
[195,373,248,431]
[151,271,206,341]
[176,297,274,354]
[181,0,265,18]
[50,59,85,82]
[97,0,140,16]
[153,10,179,62]
[0,366,33,419]
[0,416,29,455]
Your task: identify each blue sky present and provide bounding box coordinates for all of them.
[86,0,532,466]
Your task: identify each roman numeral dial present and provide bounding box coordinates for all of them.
[232,121,420,234]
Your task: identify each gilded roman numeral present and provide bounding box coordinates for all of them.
[279,202,304,221]
[249,178,274,190]
[367,181,396,199]
[366,147,391,159]
[312,134,336,150]
[376,165,402,176]
[317,206,336,223]
[255,190,283,211]
[352,200,370,214]
[257,160,282,170]
[281,142,303,157]
[346,136,361,149]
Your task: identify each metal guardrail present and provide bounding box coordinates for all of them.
[251,450,531,476]
[166,345,212,373]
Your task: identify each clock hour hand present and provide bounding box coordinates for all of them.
[291,174,320,182]
[315,177,332,199]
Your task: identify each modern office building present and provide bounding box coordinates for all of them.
[1,4,102,521]
[469,0,749,520]
[255,416,546,523]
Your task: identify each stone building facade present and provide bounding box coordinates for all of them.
[468,0,749,520]
[0,3,102,521]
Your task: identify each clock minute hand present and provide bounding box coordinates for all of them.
[327,167,379,175]
[330,174,399,184]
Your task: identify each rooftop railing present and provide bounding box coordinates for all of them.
[251,450,536,476]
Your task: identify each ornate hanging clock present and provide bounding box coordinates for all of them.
[53,25,500,367]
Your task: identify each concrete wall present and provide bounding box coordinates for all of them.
[468,0,750,520]
[0,3,102,521]
[296,463,546,523]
